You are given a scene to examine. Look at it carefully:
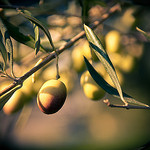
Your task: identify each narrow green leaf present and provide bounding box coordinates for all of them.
[80,0,90,24]
[0,84,22,111]
[34,25,40,55]
[0,39,7,70]
[18,10,40,55]
[84,24,126,104]
[84,57,149,107]
[79,0,106,24]
[2,18,46,52]
[0,61,4,71]
[19,9,55,51]
[0,17,14,77]
[93,0,106,7]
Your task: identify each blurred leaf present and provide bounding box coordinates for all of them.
[93,0,106,6]
[0,84,22,111]
[79,0,90,24]
[136,27,150,41]
[79,0,106,24]
[34,25,40,55]
[19,9,55,51]
[0,62,4,71]
[2,18,46,52]
[0,17,14,77]
[84,24,126,104]
[18,10,40,55]
[0,39,7,70]
[84,57,149,107]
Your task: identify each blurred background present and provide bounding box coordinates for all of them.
[0,0,150,149]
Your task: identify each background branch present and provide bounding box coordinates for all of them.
[0,3,120,97]
[0,5,26,9]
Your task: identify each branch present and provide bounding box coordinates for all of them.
[103,99,150,110]
[0,3,120,97]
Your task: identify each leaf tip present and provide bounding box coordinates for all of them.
[83,24,89,30]
[83,55,87,62]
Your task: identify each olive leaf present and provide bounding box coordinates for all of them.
[79,0,106,24]
[18,10,41,55]
[84,24,127,105]
[84,56,149,107]
[2,18,46,52]
[0,38,7,71]
[0,84,22,111]
[80,0,90,24]
[34,25,40,55]
[18,9,55,51]
[0,61,4,71]
[0,17,14,77]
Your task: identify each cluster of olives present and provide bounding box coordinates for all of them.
[1,29,136,115]
[105,30,135,73]
[1,74,35,115]
[1,66,68,115]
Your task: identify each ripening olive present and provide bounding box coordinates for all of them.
[37,79,67,114]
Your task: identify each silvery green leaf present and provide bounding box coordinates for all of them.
[19,10,55,51]
[84,56,149,107]
[0,17,14,76]
[84,24,126,104]
[0,39,7,70]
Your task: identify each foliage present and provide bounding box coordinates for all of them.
[0,0,150,149]
[0,0,149,114]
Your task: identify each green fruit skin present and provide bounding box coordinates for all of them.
[3,90,25,115]
[80,71,105,101]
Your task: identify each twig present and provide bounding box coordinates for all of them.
[0,3,120,97]
[103,99,150,110]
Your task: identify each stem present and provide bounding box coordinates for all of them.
[0,3,120,97]
[55,52,60,80]
[3,71,15,81]
[103,99,150,110]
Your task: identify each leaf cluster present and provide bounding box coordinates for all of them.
[0,1,150,112]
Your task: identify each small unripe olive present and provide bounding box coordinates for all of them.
[37,79,67,114]
[118,55,135,73]
[3,90,25,115]
[80,71,105,100]
[0,81,25,115]
[105,30,121,53]
[71,41,94,73]
[71,46,86,73]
